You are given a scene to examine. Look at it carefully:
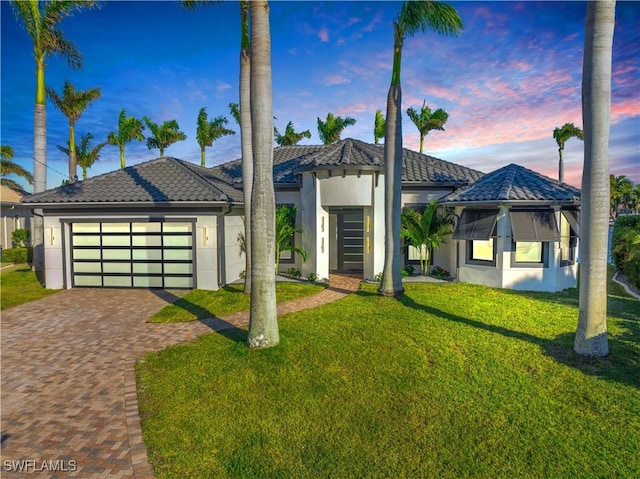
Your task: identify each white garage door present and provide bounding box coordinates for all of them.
[71,221,194,288]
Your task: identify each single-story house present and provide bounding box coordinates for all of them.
[23,138,580,292]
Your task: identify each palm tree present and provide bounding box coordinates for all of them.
[142,117,187,157]
[574,0,615,357]
[609,174,634,219]
[196,108,235,166]
[379,1,462,297]
[400,201,454,275]
[107,109,145,169]
[406,100,449,154]
[1,145,34,190]
[374,109,386,144]
[316,113,357,144]
[274,121,312,146]
[247,0,278,349]
[57,133,106,180]
[46,80,101,182]
[553,122,583,183]
[10,0,97,272]
[275,205,307,273]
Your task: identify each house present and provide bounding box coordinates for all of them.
[1,185,32,251]
[23,138,580,292]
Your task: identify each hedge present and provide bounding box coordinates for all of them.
[611,215,640,289]
[1,247,33,264]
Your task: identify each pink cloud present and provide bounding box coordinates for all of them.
[319,27,329,43]
[322,74,350,86]
[611,100,640,123]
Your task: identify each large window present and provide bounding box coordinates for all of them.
[453,209,499,266]
[560,210,578,265]
[510,210,558,267]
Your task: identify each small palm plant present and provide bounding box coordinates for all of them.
[196,108,234,166]
[274,121,311,146]
[400,201,455,275]
[57,133,106,180]
[553,122,583,183]
[107,109,145,169]
[142,116,187,157]
[317,113,356,144]
[275,205,307,274]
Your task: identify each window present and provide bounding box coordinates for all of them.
[559,211,578,265]
[471,239,495,262]
[509,209,558,267]
[453,209,499,266]
[515,241,543,263]
[408,245,427,261]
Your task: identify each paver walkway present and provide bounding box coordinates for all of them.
[0,274,361,478]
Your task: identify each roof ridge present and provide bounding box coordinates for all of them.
[171,158,233,201]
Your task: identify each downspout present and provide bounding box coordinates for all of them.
[216,202,234,288]
[31,208,45,273]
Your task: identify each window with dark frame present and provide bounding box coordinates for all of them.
[560,209,579,265]
[277,204,296,263]
[453,208,499,266]
[509,209,558,267]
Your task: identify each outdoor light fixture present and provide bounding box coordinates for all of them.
[321,237,325,253]
[49,228,55,245]
[321,216,325,232]
[202,227,208,245]
[366,216,370,233]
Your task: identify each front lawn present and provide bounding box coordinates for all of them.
[138,274,640,479]
[0,265,60,310]
[149,282,327,323]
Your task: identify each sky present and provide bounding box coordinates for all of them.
[1,0,639,192]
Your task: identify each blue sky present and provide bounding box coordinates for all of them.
[2,1,639,191]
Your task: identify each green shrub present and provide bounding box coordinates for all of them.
[1,247,33,264]
[611,215,640,289]
[307,272,319,282]
[400,268,410,277]
[430,266,452,280]
[11,228,30,247]
[286,267,302,278]
[402,264,415,276]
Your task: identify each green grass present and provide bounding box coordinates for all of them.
[149,282,327,323]
[138,269,640,479]
[1,265,60,310]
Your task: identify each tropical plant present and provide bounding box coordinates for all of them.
[275,205,308,273]
[1,145,33,190]
[374,109,386,144]
[46,79,101,181]
[574,0,615,357]
[57,133,106,180]
[406,100,449,154]
[247,0,279,349]
[196,108,235,166]
[316,113,357,145]
[107,109,145,169]
[379,1,462,297]
[400,201,455,275]
[229,102,241,125]
[274,121,312,146]
[10,0,97,272]
[142,117,187,157]
[553,122,583,183]
[609,174,634,219]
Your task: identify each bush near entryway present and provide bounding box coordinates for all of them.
[611,215,640,289]
[1,247,33,264]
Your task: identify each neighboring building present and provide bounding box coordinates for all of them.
[1,185,32,250]
[23,139,580,292]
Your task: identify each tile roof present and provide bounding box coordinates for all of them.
[441,163,581,205]
[23,157,243,205]
[211,138,483,186]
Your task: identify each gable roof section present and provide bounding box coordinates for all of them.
[23,157,243,205]
[211,138,483,186]
[1,185,29,204]
[441,163,581,205]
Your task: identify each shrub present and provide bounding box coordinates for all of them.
[307,272,319,282]
[611,215,640,289]
[402,264,415,276]
[1,247,33,264]
[430,266,451,280]
[11,228,30,248]
[374,272,383,282]
[286,267,302,278]
[400,268,410,277]
[239,270,246,279]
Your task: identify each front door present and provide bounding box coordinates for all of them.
[333,209,364,273]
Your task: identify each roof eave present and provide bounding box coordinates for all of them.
[22,200,242,209]
[439,198,581,207]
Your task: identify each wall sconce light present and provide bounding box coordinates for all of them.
[321,216,325,233]
[202,227,209,245]
[321,237,325,253]
[366,216,370,233]
[366,237,370,253]
[50,228,55,245]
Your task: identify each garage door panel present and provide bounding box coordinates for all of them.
[71,221,194,288]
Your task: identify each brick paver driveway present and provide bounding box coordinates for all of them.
[1,276,360,478]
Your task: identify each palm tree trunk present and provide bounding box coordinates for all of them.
[32,58,47,273]
[200,147,206,167]
[120,145,126,169]
[240,0,253,295]
[574,0,615,357]
[558,147,564,183]
[69,122,77,182]
[419,134,424,154]
[247,0,278,349]
[379,27,405,297]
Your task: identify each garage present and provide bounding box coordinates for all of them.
[70,221,194,288]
